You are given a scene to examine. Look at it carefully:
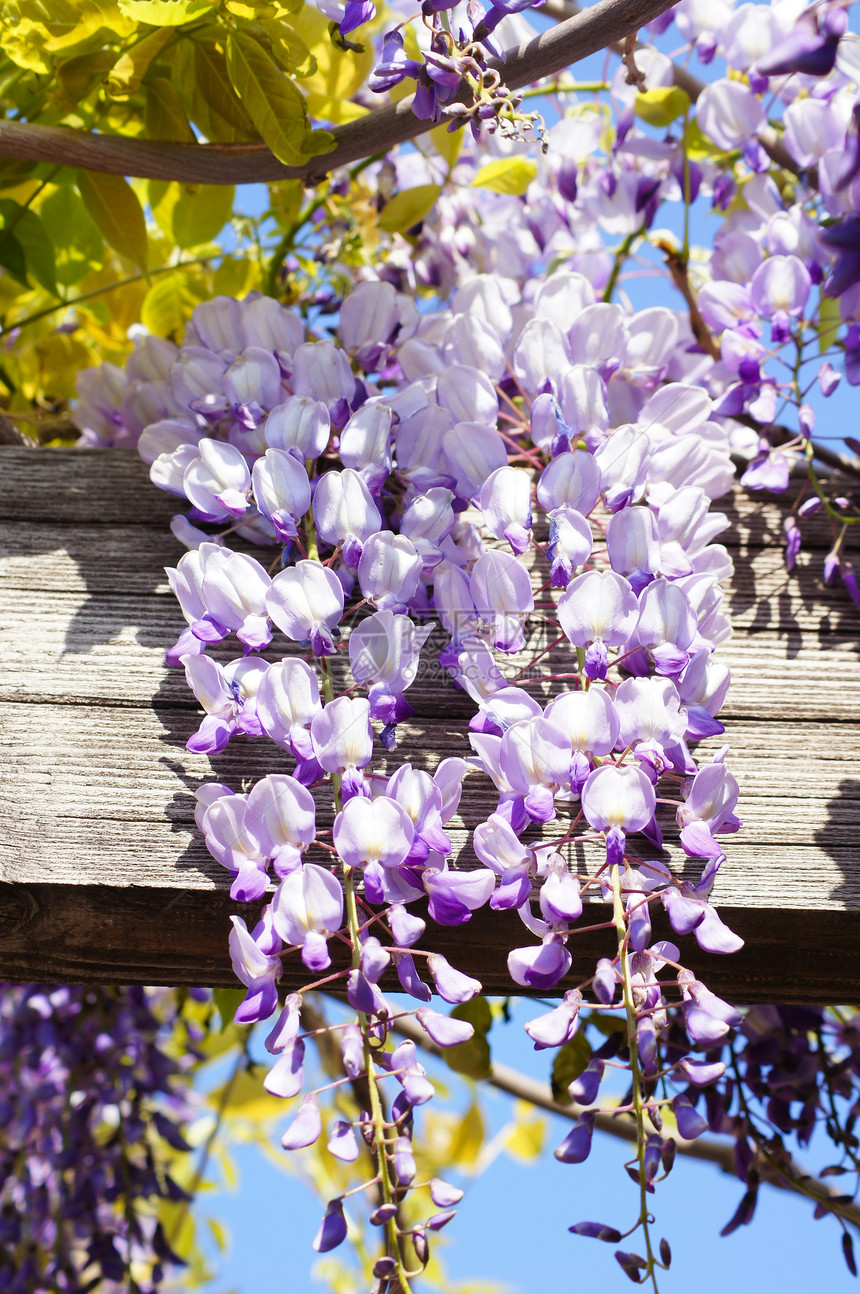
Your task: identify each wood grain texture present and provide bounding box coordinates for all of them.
[1,448,859,998]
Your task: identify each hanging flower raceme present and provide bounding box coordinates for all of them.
[85,246,757,1289]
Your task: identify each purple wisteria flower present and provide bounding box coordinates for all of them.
[267,559,345,657]
[558,570,639,679]
[581,764,657,865]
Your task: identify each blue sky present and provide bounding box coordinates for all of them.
[198,996,860,1294]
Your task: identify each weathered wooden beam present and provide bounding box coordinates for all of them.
[1,448,859,999]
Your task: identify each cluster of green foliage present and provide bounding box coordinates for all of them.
[0,0,386,431]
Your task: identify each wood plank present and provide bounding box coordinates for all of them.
[2,448,860,998]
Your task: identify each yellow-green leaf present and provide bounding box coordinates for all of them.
[300,127,335,156]
[0,198,57,294]
[293,3,373,102]
[117,0,217,25]
[158,1199,195,1259]
[505,1102,545,1162]
[40,186,104,287]
[447,1099,485,1169]
[683,118,718,160]
[430,119,463,171]
[77,170,148,272]
[225,29,309,165]
[213,254,260,297]
[635,85,690,128]
[145,77,197,141]
[207,1215,230,1254]
[443,997,493,1080]
[472,156,537,196]
[210,1065,287,1122]
[190,36,258,140]
[54,48,116,106]
[225,0,274,14]
[592,1011,626,1037]
[140,271,200,337]
[2,0,131,72]
[213,986,246,1031]
[378,184,442,234]
[304,92,367,124]
[108,26,176,96]
[819,293,841,356]
[149,178,234,247]
[260,16,316,77]
[0,160,37,191]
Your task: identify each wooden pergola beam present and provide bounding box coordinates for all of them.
[1,448,859,999]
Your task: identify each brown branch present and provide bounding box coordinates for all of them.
[0,0,677,185]
[391,1013,860,1233]
[538,0,809,180]
[658,243,721,360]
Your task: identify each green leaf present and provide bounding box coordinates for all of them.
[144,76,197,142]
[447,1098,485,1168]
[213,254,259,297]
[378,184,442,235]
[592,1011,627,1037]
[818,293,841,356]
[117,0,218,25]
[635,85,691,128]
[260,16,316,78]
[207,1215,230,1255]
[0,199,57,294]
[107,25,176,96]
[77,170,148,272]
[213,986,246,1032]
[190,36,258,140]
[429,119,463,171]
[54,48,116,106]
[505,1102,546,1161]
[300,127,335,156]
[40,186,104,287]
[197,1021,243,1063]
[293,2,372,100]
[442,996,493,1080]
[0,159,37,190]
[149,178,234,247]
[682,118,718,160]
[140,271,202,337]
[0,229,28,288]
[225,29,309,165]
[210,1065,286,1122]
[472,156,537,196]
[550,1032,592,1103]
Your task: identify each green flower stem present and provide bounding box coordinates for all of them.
[343,867,414,1292]
[0,256,214,338]
[602,221,646,304]
[681,112,692,263]
[612,863,661,1293]
[302,505,409,1286]
[520,79,610,97]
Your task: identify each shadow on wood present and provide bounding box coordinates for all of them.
[1,448,859,999]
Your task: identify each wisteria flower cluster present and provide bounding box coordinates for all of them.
[365,0,860,596]
[0,984,197,1294]
[72,261,758,1288]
